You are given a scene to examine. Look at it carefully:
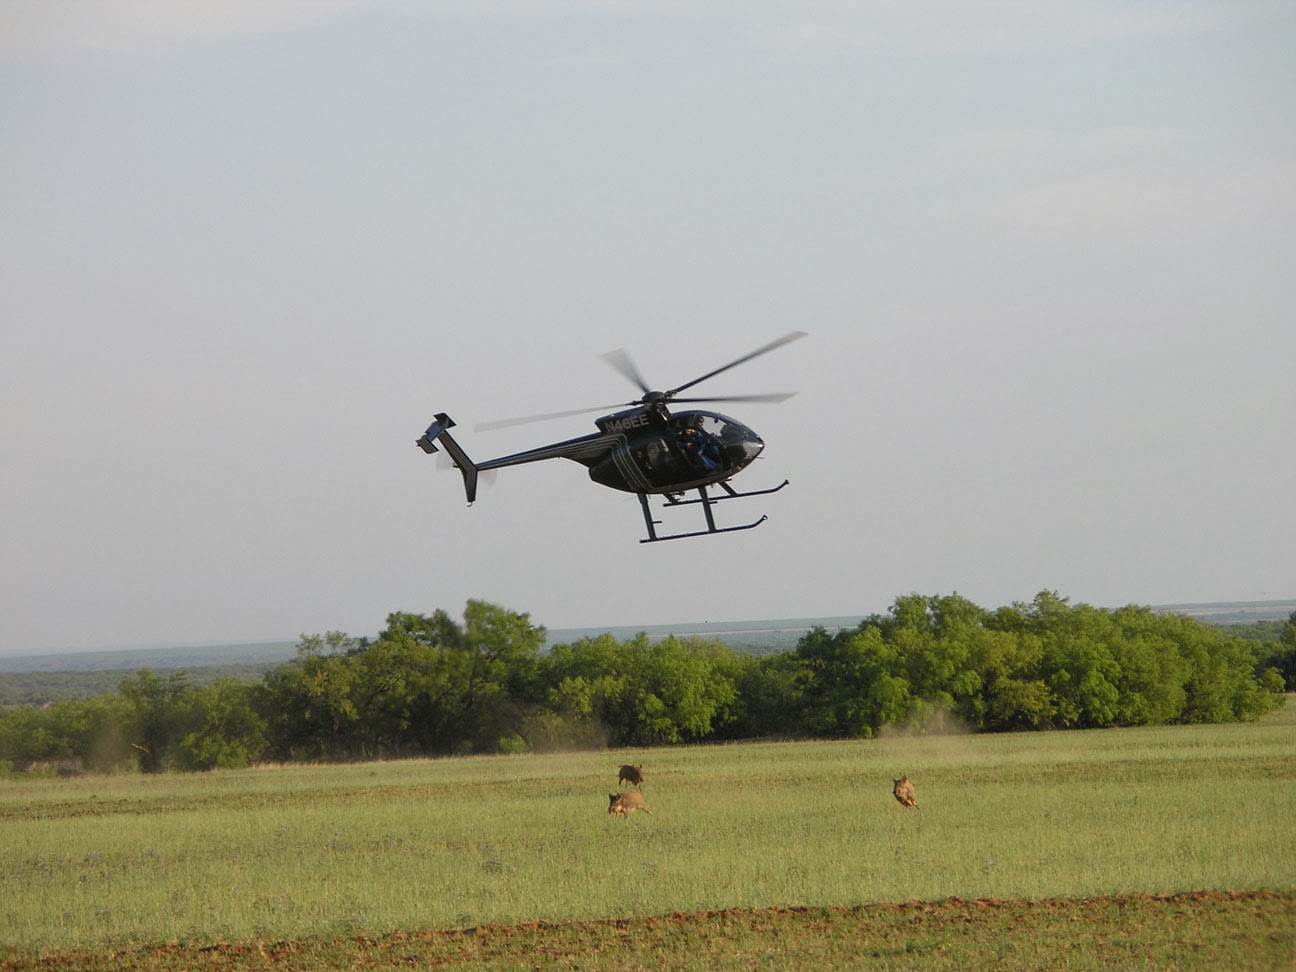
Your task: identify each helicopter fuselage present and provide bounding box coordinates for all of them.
[463,408,765,496]
[587,408,764,494]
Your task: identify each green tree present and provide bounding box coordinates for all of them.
[0,696,133,774]
[119,670,199,772]
[178,679,268,770]
[792,625,913,737]
[628,636,738,745]
[1107,607,1189,724]
[1178,626,1280,723]
[1043,635,1121,728]
[1254,611,1296,690]
[709,648,806,740]
[532,633,637,748]
[260,632,368,760]
[456,599,546,750]
[963,628,1054,731]
[360,613,468,756]
[361,601,545,756]
[892,593,984,718]
[533,632,739,747]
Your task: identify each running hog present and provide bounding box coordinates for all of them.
[608,790,652,818]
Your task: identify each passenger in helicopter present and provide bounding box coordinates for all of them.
[636,440,678,486]
[677,417,722,472]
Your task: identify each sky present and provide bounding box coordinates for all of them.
[2,0,1293,655]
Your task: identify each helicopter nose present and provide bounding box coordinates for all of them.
[735,435,764,465]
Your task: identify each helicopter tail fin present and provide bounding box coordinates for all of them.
[417,413,480,504]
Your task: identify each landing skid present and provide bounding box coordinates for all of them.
[637,480,789,543]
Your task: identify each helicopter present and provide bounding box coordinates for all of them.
[416,331,806,543]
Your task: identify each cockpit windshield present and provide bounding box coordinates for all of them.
[671,412,761,449]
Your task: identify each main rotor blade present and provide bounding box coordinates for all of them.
[473,403,630,433]
[600,348,652,396]
[668,392,798,405]
[666,330,807,398]
[474,332,805,432]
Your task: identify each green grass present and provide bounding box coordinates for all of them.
[2,701,1293,963]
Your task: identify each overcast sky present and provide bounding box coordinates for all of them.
[2,1,1293,654]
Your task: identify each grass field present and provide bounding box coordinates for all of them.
[2,701,1293,969]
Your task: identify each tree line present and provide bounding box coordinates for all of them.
[2,593,1290,774]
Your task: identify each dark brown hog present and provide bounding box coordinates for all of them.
[617,764,644,789]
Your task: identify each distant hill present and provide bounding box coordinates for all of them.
[0,622,861,706]
[0,619,858,680]
[2,601,1290,680]
[543,616,864,656]
[0,641,300,674]
[1157,600,1295,625]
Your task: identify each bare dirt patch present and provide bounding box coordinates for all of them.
[6,890,1292,971]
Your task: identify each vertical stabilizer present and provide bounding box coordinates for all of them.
[416,413,480,503]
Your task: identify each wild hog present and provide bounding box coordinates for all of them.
[893,776,918,808]
[608,790,652,818]
[617,764,644,789]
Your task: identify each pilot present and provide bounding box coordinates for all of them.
[678,420,720,472]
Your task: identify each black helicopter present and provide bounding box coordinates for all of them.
[417,331,806,543]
